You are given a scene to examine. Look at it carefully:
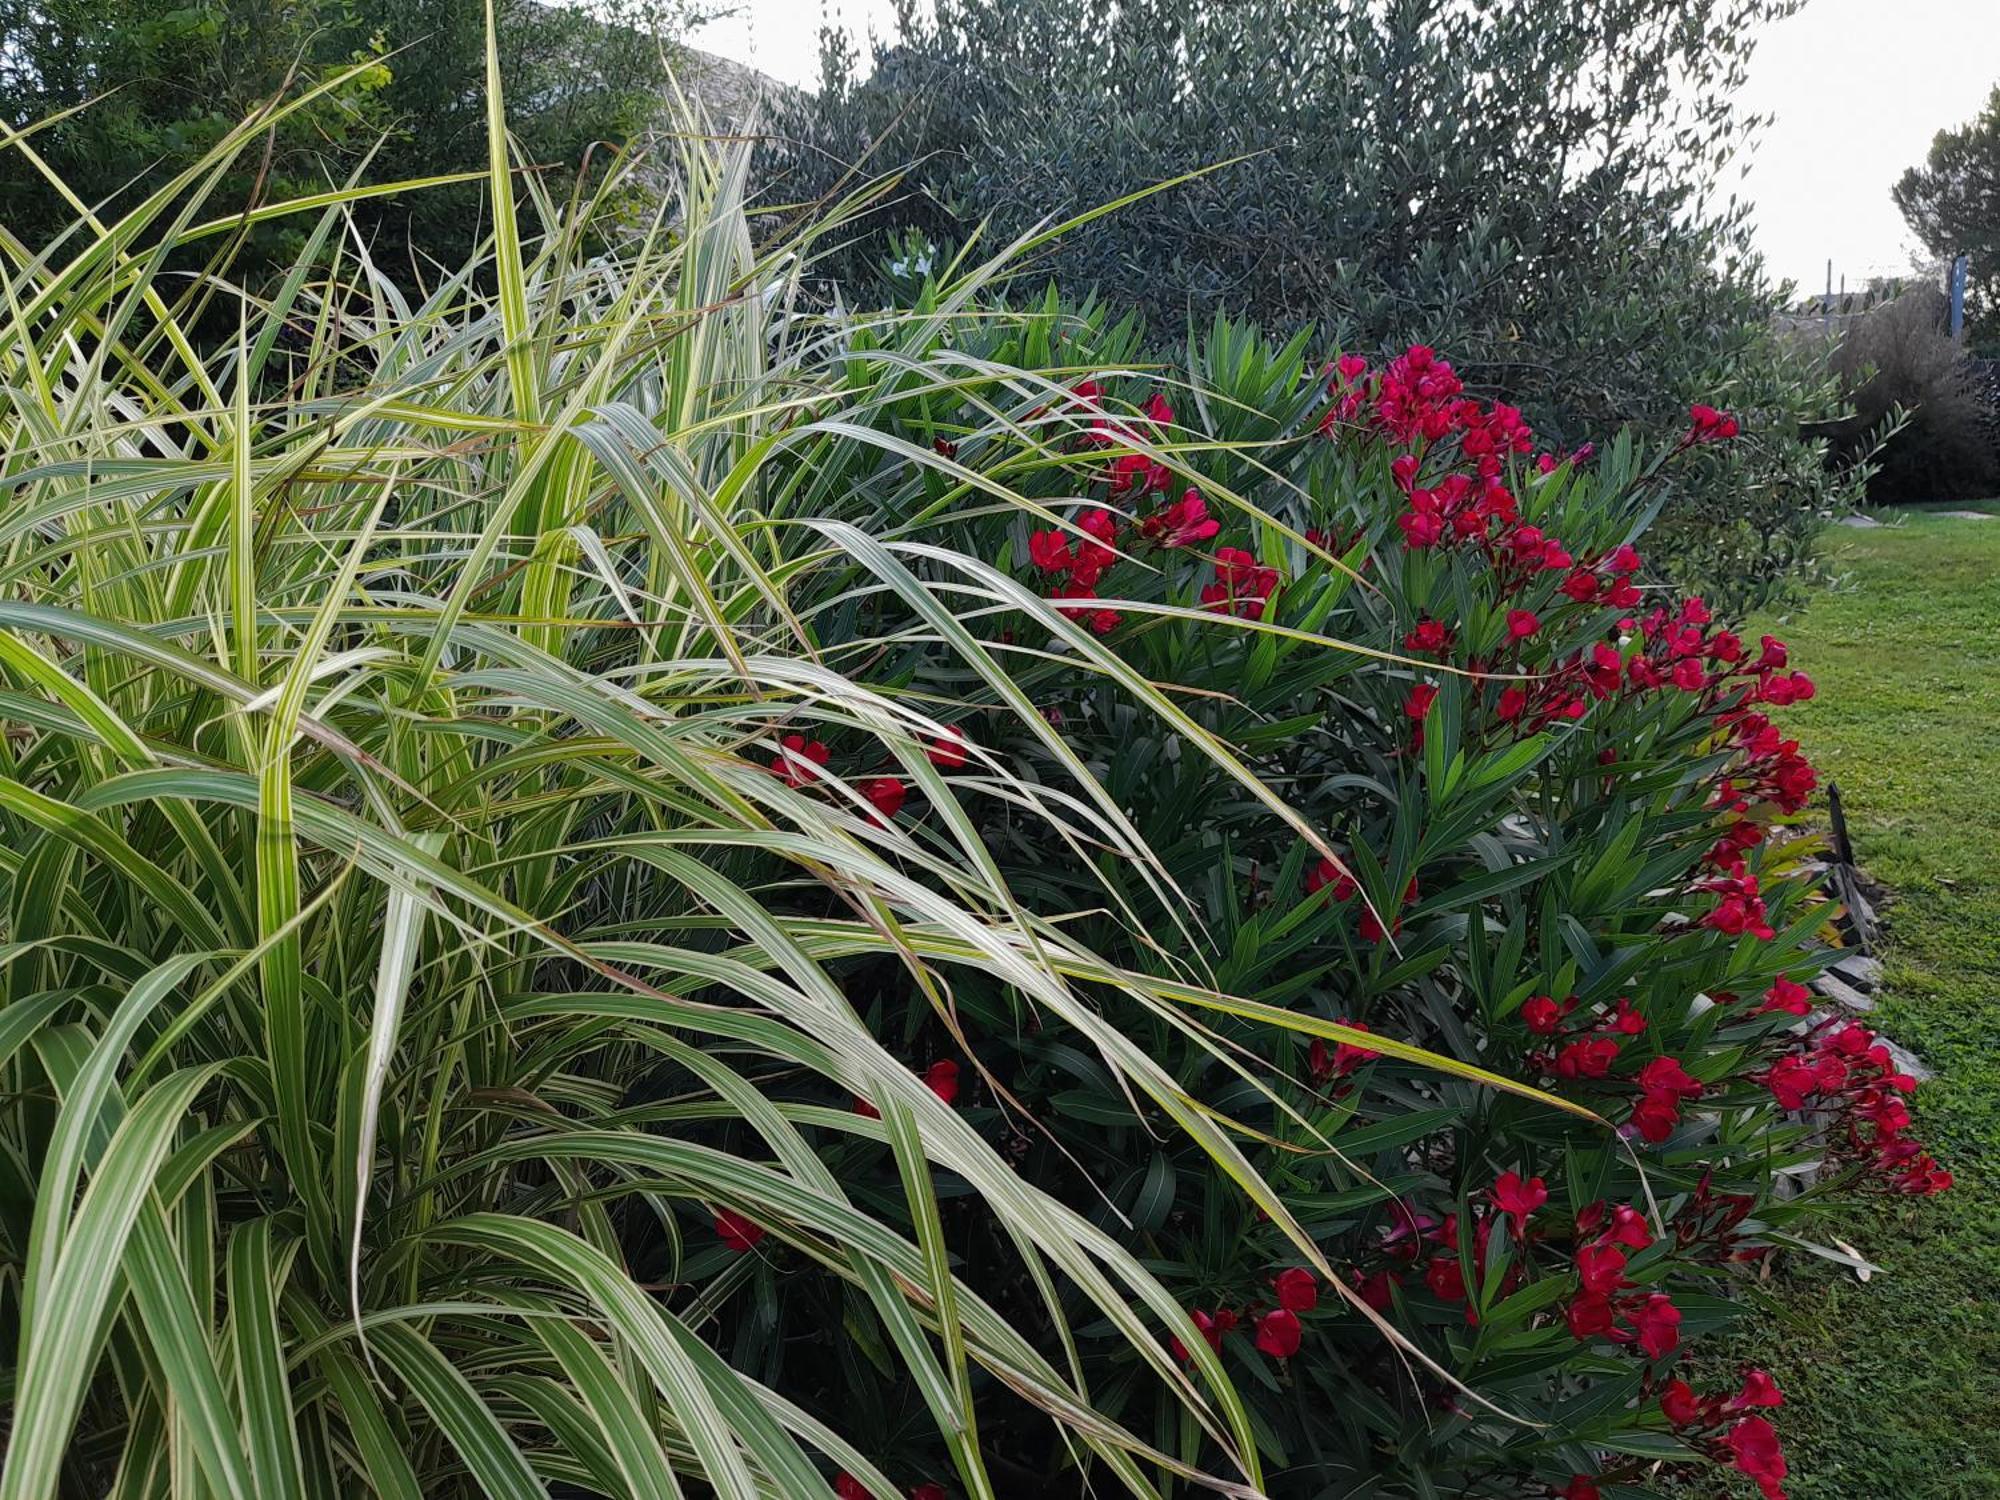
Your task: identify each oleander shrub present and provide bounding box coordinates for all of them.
[768,297,1952,1497]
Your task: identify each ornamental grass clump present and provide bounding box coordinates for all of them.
[0,33,1943,1500]
[0,48,1410,1500]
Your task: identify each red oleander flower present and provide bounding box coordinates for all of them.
[1404,618,1453,654]
[1560,569,1600,601]
[1604,1203,1654,1249]
[1027,529,1073,573]
[1554,1036,1621,1079]
[1077,506,1119,563]
[1274,1267,1319,1312]
[771,733,831,786]
[1491,1171,1548,1230]
[1305,857,1358,901]
[1506,608,1541,640]
[1170,1307,1228,1363]
[1759,977,1813,1016]
[1725,1416,1789,1499]
[1575,1243,1629,1296]
[1143,488,1221,548]
[1689,403,1741,442]
[1142,391,1175,427]
[1309,1021,1378,1080]
[1565,1292,1616,1339]
[1353,1269,1397,1310]
[927,727,969,769]
[1202,547,1279,618]
[1050,578,1122,634]
[1602,997,1648,1035]
[864,777,907,822]
[1424,1254,1466,1301]
[1730,1369,1785,1410]
[1397,509,1445,549]
[1254,1307,1302,1357]
[924,1059,961,1104]
[715,1209,765,1253]
[1661,1378,1705,1427]
[1631,1092,1680,1143]
[835,1474,875,1500]
[1497,683,1529,720]
[1763,1054,1817,1109]
[1557,1478,1602,1500]
[1631,1292,1682,1358]
[1521,994,1566,1034]
[1405,683,1438,720]
[1637,1056,1701,1100]
[1336,353,1369,384]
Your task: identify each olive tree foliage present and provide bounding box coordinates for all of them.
[766,0,1858,613]
[0,0,704,277]
[1896,83,2000,349]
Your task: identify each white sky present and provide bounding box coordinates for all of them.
[690,0,1999,297]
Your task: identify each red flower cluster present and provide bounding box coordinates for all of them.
[771,732,829,786]
[1559,1197,1679,1357]
[714,1208,765,1253]
[1631,1055,1703,1144]
[1660,1369,1789,1499]
[1030,506,1124,634]
[1565,1274,1680,1359]
[1490,1170,1548,1233]
[1139,487,1222,549]
[1169,1269,1319,1363]
[1687,403,1742,443]
[1526,995,1643,1076]
[1201,546,1281,620]
[1761,1021,1948,1194]
[835,1475,949,1500]
[1307,1021,1378,1083]
[854,1059,962,1120]
[1349,1182,1555,1327]
[767,732,921,829]
[1696,871,1776,940]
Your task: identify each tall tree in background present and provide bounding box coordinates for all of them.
[1896,84,2000,347]
[0,0,699,275]
[767,0,1855,611]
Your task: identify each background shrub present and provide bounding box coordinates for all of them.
[765,0,1859,614]
[1817,289,2000,504]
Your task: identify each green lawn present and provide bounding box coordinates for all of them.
[1727,512,2000,1497]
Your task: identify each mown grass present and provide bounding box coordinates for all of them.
[1728,511,2000,1497]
